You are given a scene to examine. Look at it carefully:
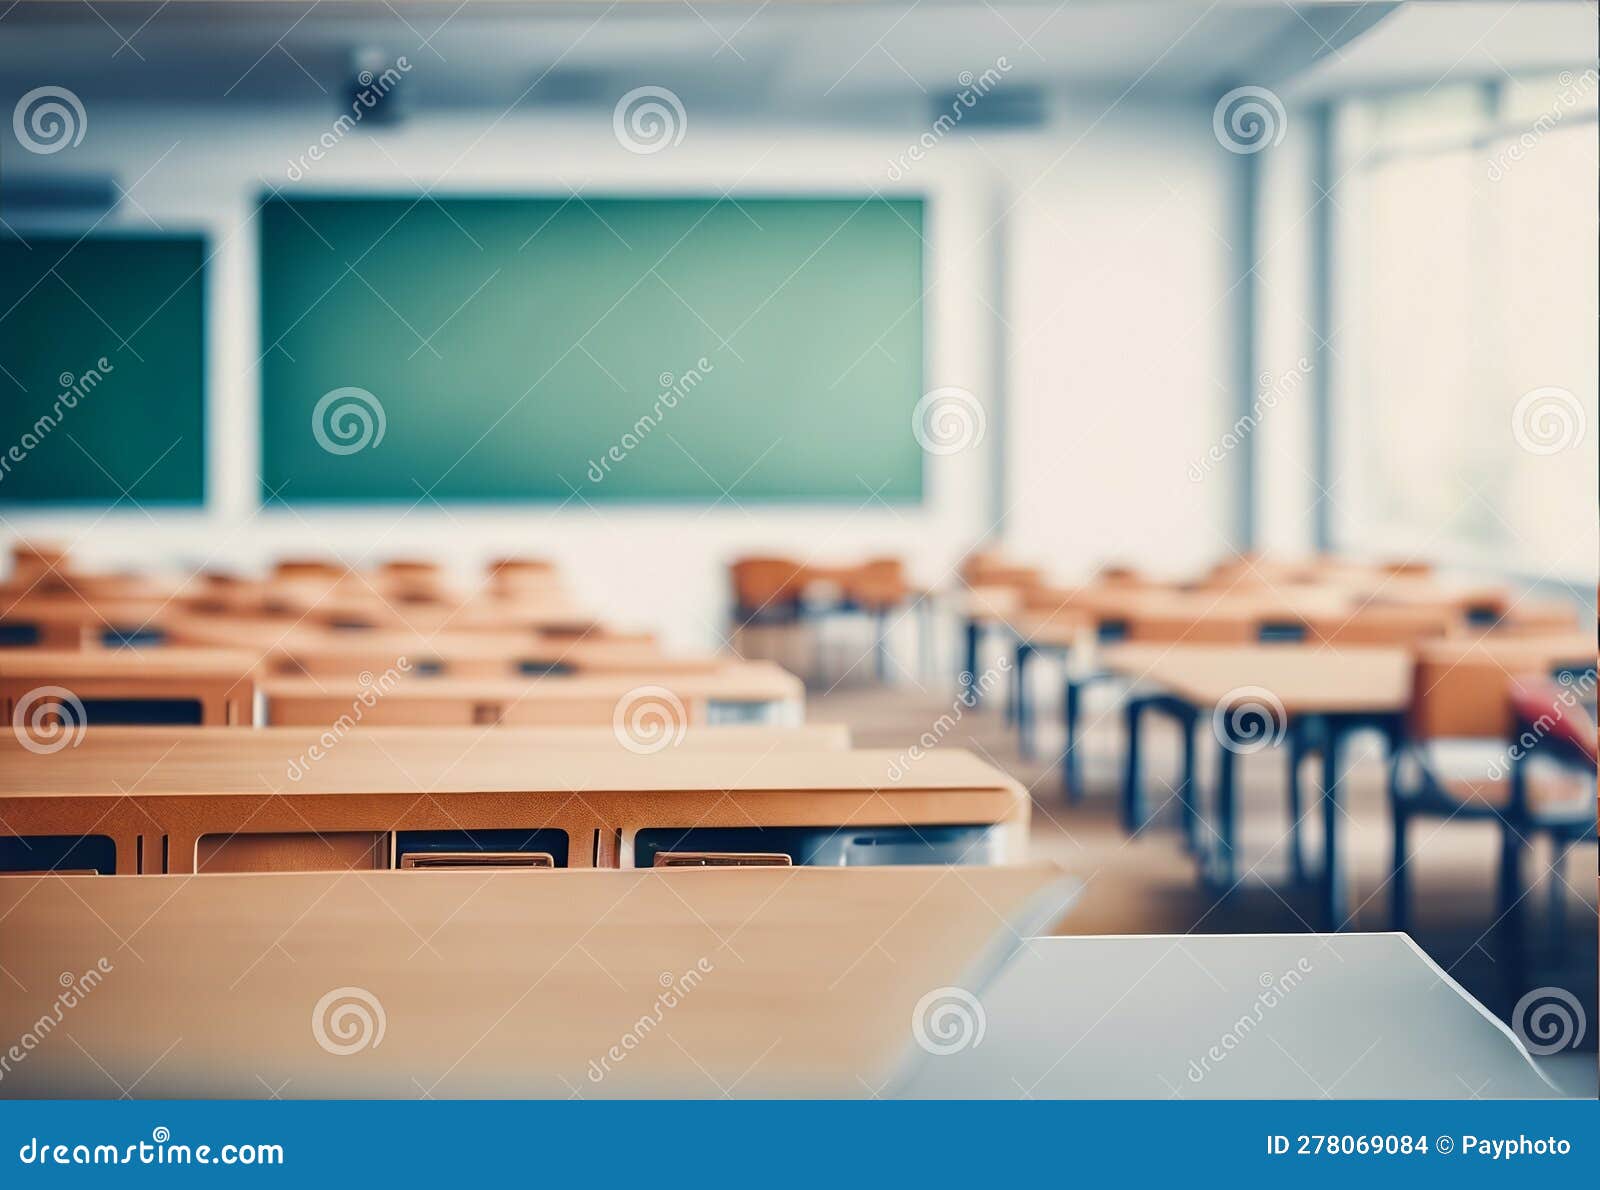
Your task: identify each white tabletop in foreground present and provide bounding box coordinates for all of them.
[898,933,1558,1099]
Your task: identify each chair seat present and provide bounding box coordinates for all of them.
[1405,769,1595,832]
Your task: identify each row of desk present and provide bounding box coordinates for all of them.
[955,554,1595,933]
[0,544,1576,1098]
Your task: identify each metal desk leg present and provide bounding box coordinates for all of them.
[1319,716,1346,928]
[1212,732,1237,887]
[962,618,980,701]
[1121,698,1145,832]
[1285,719,1308,884]
[1015,641,1034,758]
[1062,676,1083,801]
[874,606,890,683]
[1179,711,1199,853]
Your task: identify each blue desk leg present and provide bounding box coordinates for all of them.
[1285,720,1308,884]
[1015,641,1034,759]
[1121,698,1145,832]
[1497,818,1529,995]
[1213,732,1236,887]
[874,606,890,683]
[1319,717,1346,928]
[962,619,980,701]
[1179,711,1199,853]
[1062,676,1083,801]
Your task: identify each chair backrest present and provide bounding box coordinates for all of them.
[1405,634,1590,741]
[273,557,345,582]
[1408,653,1514,741]
[959,551,1041,591]
[729,557,805,613]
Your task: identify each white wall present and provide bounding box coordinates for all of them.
[5,98,1235,643]
[998,101,1235,581]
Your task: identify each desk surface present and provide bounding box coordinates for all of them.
[0,865,1071,1099]
[899,933,1558,1099]
[0,647,260,680]
[163,620,704,672]
[1099,643,1414,714]
[260,661,804,704]
[0,730,1013,799]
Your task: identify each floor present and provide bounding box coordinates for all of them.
[806,639,1599,1097]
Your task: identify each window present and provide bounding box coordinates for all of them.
[1333,74,1598,580]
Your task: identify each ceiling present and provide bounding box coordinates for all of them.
[0,2,1590,112]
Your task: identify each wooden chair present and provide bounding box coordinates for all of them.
[1388,642,1597,939]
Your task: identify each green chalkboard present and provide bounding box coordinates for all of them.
[259,196,924,503]
[0,235,205,506]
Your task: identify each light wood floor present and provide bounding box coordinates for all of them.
[810,665,1599,1096]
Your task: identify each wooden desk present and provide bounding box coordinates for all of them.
[0,863,1069,1098]
[0,593,189,648]
[1097,643,1414,927]
[1,732,1024,874]
[260,662,804,729]
[163,619,710,680]
[0,648,256,730]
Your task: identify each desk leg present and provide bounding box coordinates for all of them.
[1213,736,1236,886]
[918,599,933,683]
[1496,820,1529,993]
[962,619,980,702]
[874,607,890,683]
[1121,699,1145,832]
[1015,642,1034,758]
[1285,720,1308,884]
[1319,718,1346,929]
[1179,711,1199,853]
[1063,676,1083,801]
